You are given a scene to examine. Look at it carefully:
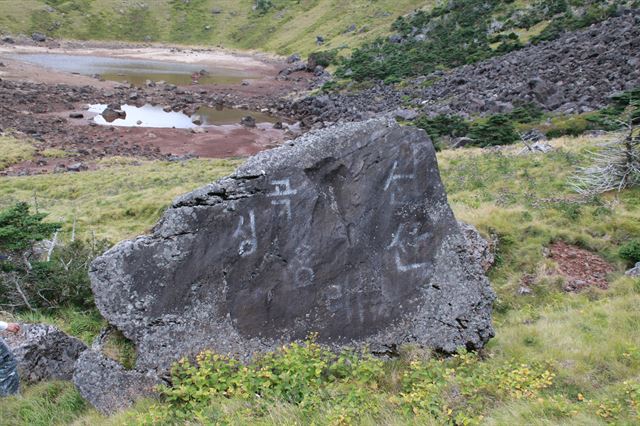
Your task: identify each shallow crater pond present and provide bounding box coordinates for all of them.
[88,104,280,129]
[9,53,258,86]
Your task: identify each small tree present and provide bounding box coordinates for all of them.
[571,106,640,195]
[254,0,273,14]
[0,202,61,268]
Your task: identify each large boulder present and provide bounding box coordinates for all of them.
[3,324,86,383]
[73,350,162,415]
[90,119,495,373]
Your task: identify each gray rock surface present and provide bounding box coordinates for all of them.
[0,339,19,396]
[31,32,46,42]
[90,119,495,372]
[626,262,640,277]
[458,222,495,273]
[3,324,86,383]
[73,350,161,415]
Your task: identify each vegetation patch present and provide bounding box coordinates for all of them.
[0,136,36,170]
[338,0,634,82]
[0,159,239,241]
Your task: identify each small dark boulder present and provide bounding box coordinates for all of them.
[241,115,256,128]
[31,32,47,42]
[67,162,88,172]
[287,53,301,64]
[102,107,126,123]
[69,112,84,119]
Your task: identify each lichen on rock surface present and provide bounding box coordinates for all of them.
[90,118,495,374]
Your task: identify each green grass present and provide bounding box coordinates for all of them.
[3,134,640,424]
[0,136,36,170]
[0,158,240,242]
[0,0,430,56]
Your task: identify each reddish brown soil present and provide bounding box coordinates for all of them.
[549,241,615,292]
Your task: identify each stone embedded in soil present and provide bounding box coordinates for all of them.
[89,118,496,375]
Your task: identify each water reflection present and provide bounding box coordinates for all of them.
[10,53,257,86]
[88,104,279,128]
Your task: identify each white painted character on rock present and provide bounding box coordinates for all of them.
[0,320,21,396]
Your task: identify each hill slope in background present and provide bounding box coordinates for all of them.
[0,0,432,55]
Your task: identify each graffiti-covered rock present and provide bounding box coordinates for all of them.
[90,118,495,373]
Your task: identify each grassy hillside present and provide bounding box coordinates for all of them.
[2,133,639,425]
[0,0,431,55]
[0,154,240,242]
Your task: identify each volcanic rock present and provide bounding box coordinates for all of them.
[102,107,126,123]
[458,222,494,273]
[241,115,256,128]
[31,32,46,42]
[73,350,161,415]
[90,119,495,374]
[626,262,640,277]
[3,324,86,383]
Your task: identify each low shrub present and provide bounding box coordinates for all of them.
[414,114,469,142]
[620,240,640,266]
[308,49,339,69]
[468,115,520,147]
[144,341,556,425]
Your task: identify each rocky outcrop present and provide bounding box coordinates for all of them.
[73,350,162,415]
[90,119,495,375]
[2,324,86,383]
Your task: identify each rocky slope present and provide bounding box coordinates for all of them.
[289,11,640,124]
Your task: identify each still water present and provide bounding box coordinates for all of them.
[10,53,257,86]
[88,104,279,128]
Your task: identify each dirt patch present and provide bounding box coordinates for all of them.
[549,241,615,292]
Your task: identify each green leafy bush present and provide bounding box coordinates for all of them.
[308,49,339,68]
[468,115,520,147]
[254,0,273,15]
[507,103,544,124]
[620,240,640,266]
[142,341,556,425]
[338,0,499,82]
[0,203,109,311]
[154,336,385,423]
[414,114,470,143]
